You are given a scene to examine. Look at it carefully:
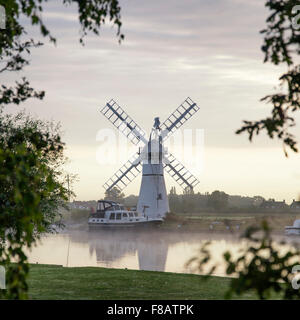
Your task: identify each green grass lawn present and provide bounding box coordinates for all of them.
[27,264,266,300]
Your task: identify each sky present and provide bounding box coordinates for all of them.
[3,0,300,203]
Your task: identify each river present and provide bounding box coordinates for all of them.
[25,227,299,277]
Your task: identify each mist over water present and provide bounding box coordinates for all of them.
[25,228,299,277]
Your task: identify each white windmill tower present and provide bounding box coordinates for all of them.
[100,97,200,219]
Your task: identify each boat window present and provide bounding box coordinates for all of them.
[134,212,138,217]
[109,213,115,220]
[116,213,121,220]
[98,202,104,211]
[104,202,112,209]
[115,205,121,211]
[129,212,134,217]
[122,213,128,218]
[120,206,125,211]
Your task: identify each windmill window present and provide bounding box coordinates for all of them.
[109,213,115,220]
[116,213,121,220]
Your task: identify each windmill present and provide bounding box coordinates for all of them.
[100,97,200,219]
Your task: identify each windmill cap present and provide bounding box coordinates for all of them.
[154,117,161,129]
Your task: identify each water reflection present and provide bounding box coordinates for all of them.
[26,228,300,276]
[71,229,178,271]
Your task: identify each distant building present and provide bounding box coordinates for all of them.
[69,201,91,210]
[260,199,288,211]
[290,200,300,212]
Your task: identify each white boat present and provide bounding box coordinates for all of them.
[285,219,300,236]
[88,200,163,229]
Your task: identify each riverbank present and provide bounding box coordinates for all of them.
[161,212,300,234]
[27,264,279,300]
[62,209,300,234]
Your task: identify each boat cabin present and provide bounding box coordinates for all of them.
[88,200,163,228]
[285,219,300,235]
[90,200,139,221]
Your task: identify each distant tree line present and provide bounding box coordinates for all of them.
[76,186,297,214]
[168,187,267,214]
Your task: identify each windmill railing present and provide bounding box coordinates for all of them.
[103,153,142,191]
[164,153,200,190]
[101,99,147,145]
[161,97,200,140]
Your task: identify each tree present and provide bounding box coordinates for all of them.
[193,1,300,292]
[181,187,196,213]
[0,110,69,299]
[207,190,229,210]
[104,187,125,203]
[168,186,181,213]
[237,0,300,156]
[0,0,123,299]
[222,223,300,299]
[252,196,265,207]
[0,1,124,121]
[188,222,300,299]
[123,194,138,207]
[169,186,177,195]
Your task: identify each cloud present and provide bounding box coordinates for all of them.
[4,0,299,199]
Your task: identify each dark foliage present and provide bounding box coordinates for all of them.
[222,222,300,299]
[0,0,122,299]
[237,0,300,156]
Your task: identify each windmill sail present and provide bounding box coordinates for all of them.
[161,97,200,140]
[101,99,147,145]
[164,153,199,190]
[103,153,142,191]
